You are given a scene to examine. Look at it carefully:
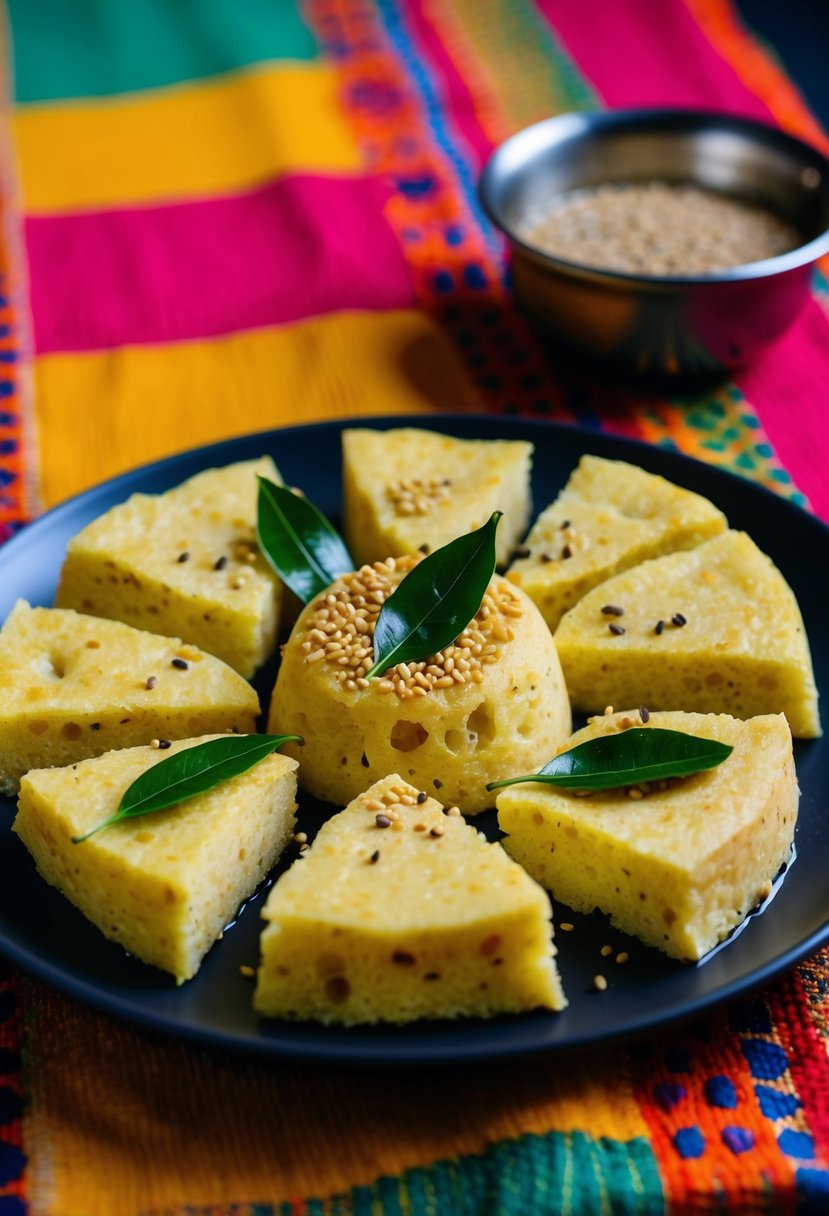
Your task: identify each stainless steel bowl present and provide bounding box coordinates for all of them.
[479,109,829,380]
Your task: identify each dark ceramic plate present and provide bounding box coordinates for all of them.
[0,416,826,1064]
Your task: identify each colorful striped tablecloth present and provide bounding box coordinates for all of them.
[0,2,828,1213]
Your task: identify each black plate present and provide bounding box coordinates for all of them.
[0,416,826,1064]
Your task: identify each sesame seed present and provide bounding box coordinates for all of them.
[429,825,445,837]
[418,543,430,554]
[416,791,427,804]
[626,787,644,800]
[540,553,553,563]
[559,922,574,932]
[177,551,190,563]
[375,814,392,829]
[600,944,613,957]
[239,965,255,979]
[214,556,228,571]
[145,676,158,690]
[608,623,626,636]
[413,823,426,832]
[150,739,161,749]
[513,546,531,560]
[562,545,573,559]
[655,619,665,635]
[158,739,171,750]
[292,832,308,845]
[672,613,687,627]
[171,658,189,670]
[601,605,624,616]
[231,577,245,590]
[593,974,608,991]
[560,519,571,530]
[244,551,257,564]
[603,705,615,716]
[615,952,629,965]
[639,705,650,723]
[446,806,461,817]
[369,850,380,864]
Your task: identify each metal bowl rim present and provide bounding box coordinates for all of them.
[479,108,829,286]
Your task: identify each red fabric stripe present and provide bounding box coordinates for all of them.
[26,175,415,354]
[533,0,775,118]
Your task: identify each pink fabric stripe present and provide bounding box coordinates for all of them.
[403,0,494,170]
[534,0,775,118]
[26,175,414,353]
[736,298,829,520]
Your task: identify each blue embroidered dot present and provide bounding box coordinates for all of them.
[0,326,9,339]
[0,1197,27,1216]
[432,270,454,294]
[0,413,16,426]
[0,352,17,365]
[0,470,16,489]
[397,174,436,199]
[729,999,772,1034]
[754,442,773,458]
[0,440,18,456]
[674,1126,706,1159]
[655,1082,686,1112]
[756,1084,800,1119]
[444,225,464,246]
[795,1167,829,1212]
[0,382,13,399]
[705,1075,737,1109]
[0,1088,22,1127]
[778,1129,815,1160]
[0,1139,25,1186]
[741,1040,788,1082]
[462,263,487,289]
[771,468,792,483]
[722,1126,754,1155]
[665,1046,692,1074]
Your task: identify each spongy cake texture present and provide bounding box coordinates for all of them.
[255,774,565,1023]
[497,710,797,961]
[56,457,282,677]
[342,427,533,568]
[0,601,260,794]
[14,736,298,982]
[554,530,820,737]
[507,455,726,632]
[268,561,571,814]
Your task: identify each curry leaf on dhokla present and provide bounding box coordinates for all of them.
[366,512,503,679]
[256,476,354,605]
[72,734,303,843]
[486,728,733,792]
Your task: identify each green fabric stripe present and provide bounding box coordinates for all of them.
[7,0,317,104]
[334,1131,663,1215]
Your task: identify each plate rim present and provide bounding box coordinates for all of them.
[1,413,826,1065]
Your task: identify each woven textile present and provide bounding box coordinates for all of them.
[1,2,828,1213]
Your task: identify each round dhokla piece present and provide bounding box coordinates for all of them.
[496,710,797,962]
[255,774,565,1024]
[268,558,571,814]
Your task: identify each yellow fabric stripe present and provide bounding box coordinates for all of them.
[34,310,483,507]
[14,61,362,213]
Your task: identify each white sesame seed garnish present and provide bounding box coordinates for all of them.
[593,974,608,991]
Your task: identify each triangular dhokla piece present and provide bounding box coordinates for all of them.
[554,531,820,737]
[342,428,532,567]
[0,601,260,794]
[56,458,282,677]
[497,710,797,961]
[14,737,298,982]
[507,455,726,631]
[254,774,566,1023]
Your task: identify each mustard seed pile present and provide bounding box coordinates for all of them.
[387,476,452,517]
[299,556,524,699]
[521,181,800,275]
